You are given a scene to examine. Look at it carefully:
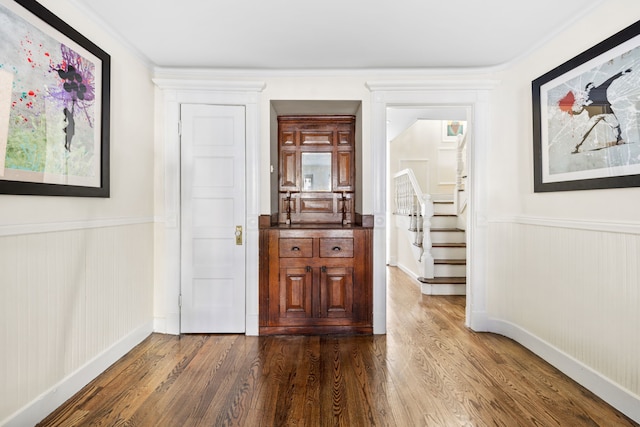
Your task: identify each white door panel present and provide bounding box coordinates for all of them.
[181,104,245,333]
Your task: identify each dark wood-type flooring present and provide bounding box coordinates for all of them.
[39,267,638,426]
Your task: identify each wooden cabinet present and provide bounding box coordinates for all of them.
[260,115,371,335]
[278,115,355,225]
[259,226,373,335]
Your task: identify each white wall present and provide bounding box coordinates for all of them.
[485,0,640,420]
[0,0,156,424]
[391,120,456,197]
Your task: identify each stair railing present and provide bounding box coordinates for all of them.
[393,168,435,279]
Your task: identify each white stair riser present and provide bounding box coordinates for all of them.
[434,264,466,277]
[430,216,457,228]
[431,246,466,259]
[434,203,455,215]
[431,231,465,244]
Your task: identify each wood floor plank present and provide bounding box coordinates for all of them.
[116,334,209,426]
[319,337,348,426]
[154,335,240,426]
[284,336,321,426]
[197,336,260,426]
[37,267,639,427]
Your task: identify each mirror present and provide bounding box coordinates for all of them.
[301,152,331,191]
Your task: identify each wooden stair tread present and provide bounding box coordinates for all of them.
[434,200,454,204]
[435,259,466,265]
[432,242,466,248]
[431,228,465,232]
[418,277,466,284]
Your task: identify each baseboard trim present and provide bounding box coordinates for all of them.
[153,316,167,334]
[2,322,153,427]
[396,263,419,281]
[420,283,466,295]
[486,317,640,424]
[245,314,259,336]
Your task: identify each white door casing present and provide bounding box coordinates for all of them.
[180,103,246,333]
[154,79,263,336]
[367,80,497,333]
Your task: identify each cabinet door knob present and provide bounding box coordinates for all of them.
[291,246,300,251]
[321,266,327,273]
[306,266,312,272]
[332,246,341,251]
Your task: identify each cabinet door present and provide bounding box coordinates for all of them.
[280,150,298,190]
[279,266,313,319]
[320,266,354,319]
[335,150,354,190]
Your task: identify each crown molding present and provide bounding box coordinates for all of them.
[152,77,266,92]
[152,65,502,79]
[365,79,501,92]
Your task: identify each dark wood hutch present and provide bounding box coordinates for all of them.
[259,115,373,335]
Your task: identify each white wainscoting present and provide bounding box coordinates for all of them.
[486,217,640,423]
[0,220,154,426]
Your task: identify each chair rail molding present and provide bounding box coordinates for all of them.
[0,216,154,237]
[489,215,640,235]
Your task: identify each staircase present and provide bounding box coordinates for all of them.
[393,129,468,296]
[418,199,466,295]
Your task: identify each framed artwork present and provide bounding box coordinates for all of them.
[442,120,465,142]
[532,19,640,192]
[0,0,110,197]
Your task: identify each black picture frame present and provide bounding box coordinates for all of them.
[0,0,110,197]
[532,20,640,192]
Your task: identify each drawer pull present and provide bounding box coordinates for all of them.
[332,246,341,251]
[291,246,300,251]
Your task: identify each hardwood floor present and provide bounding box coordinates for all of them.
[38,267,637,426]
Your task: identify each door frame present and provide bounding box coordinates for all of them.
[154,78,265,335]
[367,80,498,333]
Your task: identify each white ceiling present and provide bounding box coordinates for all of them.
[75,0,604,70]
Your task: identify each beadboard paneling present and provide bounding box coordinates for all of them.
[0,223,154,423]
[487,220,640,400]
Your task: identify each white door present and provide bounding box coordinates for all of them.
[180,104,246,333]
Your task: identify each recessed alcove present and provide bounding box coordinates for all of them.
[260,100,371,335]
[269,100,363,220]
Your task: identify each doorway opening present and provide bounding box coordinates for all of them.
[367,81,493,332]
[386,108,469,296]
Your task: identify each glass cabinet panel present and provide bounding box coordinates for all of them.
[301,152,331,191]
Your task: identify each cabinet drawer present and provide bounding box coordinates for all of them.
[279,238,313,257]
[320,238,353,258]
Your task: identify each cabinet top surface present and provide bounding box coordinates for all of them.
[277,115,356,125]
[263,223,371,230]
